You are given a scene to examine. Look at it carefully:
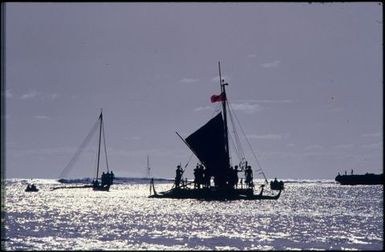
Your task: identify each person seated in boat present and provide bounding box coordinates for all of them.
[26,184,31,190]
[174,165,184,188]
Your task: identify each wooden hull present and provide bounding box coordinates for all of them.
[25,188,39,192]
[149,187,281,200]
[92,185,110,191]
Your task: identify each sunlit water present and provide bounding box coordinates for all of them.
[2,179,383,250]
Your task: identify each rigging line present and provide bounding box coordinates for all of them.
[59,118,100,179]
[228,121,242,164]
[227,101,246,160]
[228,102,269,184]
[226,98,246,161]
[176,131,201,171]
[102,118,110,172]
[93,139,99,181]
[184,153,194,169]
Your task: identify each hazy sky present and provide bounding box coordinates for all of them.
[4,2,383,180]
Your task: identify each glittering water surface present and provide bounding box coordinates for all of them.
[3,179,383,250]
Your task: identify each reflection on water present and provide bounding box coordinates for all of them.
[3,179,383,250]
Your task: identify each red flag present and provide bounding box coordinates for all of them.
[210,92,226,103]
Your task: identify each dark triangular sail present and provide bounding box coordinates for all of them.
[185,112,229,186]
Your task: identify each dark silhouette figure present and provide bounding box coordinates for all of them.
[26,183,38,192]
[101,172,106,186]
[245,165,254,188]
[93,179,99,187]
[194,163,204,189]
[203,166,210,188]
[110,171,114,185]
[175,165,184,188]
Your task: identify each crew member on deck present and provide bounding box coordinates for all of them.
[245,165,254,188]
[110,171,114,184]
[194,163,203,189]
[101,172,106,186]
[175,165,184,188]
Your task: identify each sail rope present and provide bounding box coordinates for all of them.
[227,101,246,165]
[102,119,110,173]
[184,153,194,169]
[59,118,100,179]
[227,100,269,184]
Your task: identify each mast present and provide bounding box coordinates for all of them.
[96,109,103,181]
[146,155,151,178]
[218,61,230,169]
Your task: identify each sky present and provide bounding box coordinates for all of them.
[3,2,383,180]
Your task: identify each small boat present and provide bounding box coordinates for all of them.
[25,184,39,192]
[335,172,383,185]
[149,62,282,200]
[54,110,114,191]
[91,110,114,191]
[270,178,284,190]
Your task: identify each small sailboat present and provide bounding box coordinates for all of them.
[149,62,283,200]
[53,110,114,191]
[25,183,39,192]
[91,110,114,191]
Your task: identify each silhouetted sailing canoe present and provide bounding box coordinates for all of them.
[53,110,114,191]
[335,173,383,185]
[149,62,283,200]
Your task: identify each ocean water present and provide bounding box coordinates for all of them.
[2,179,383,250]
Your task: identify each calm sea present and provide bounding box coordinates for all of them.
[2,179,383,250]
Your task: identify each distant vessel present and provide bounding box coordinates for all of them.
[54,110,114,191]
[25,184,39,192]
[335,172,383,185]
[149,62,283,200]
[91,110,114,191]
[270,178,285,190]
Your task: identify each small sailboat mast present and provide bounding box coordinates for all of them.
[95,109,103,182]
[146,155,151,179]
